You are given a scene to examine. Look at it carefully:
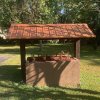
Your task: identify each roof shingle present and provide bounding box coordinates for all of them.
[7,23,95,39]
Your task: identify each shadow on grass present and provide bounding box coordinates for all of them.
[0,65,100,100]
[80,46,100,66]
[0,44,73,55]
[0,65,22,82]
[60,86,100,95]
[0,82,100,100]
[0,47,20,55]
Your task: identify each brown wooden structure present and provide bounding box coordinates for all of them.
[6,23,95,86]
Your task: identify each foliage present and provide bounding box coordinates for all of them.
[0,0,99,27]
[0,0,61,26]
[0,0,100,45]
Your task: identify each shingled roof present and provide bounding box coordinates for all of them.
[6,23,95,40]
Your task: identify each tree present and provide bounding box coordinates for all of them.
[0,0,100,41]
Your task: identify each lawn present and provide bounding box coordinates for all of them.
[0,44,100,100]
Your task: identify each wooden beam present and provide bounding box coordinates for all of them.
[20,40,26,82]
[74,39,80,59]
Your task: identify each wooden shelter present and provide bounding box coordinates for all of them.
[6,23,95,86]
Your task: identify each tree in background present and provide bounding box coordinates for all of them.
[1,0,99,27]
[0,0,100,46]
[0,0,61,26]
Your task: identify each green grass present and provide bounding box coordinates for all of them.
[0,44,100,100]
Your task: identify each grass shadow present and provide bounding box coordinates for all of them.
[0,65,22,82]
[0,47,20,55]
[80,46,100,66]
[0,82,100,100]
[0,44,74,56]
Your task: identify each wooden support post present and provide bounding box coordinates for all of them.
[20,40,26,82]
[39,40,42,52]
[74,39,80,59]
